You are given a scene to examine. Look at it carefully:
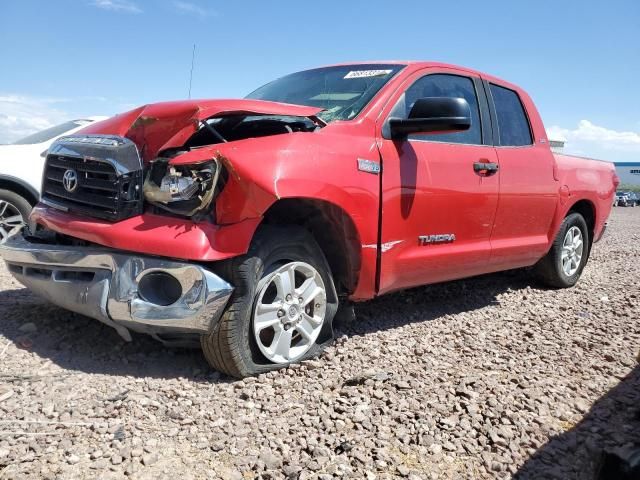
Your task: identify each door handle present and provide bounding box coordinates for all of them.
[473,161,499,176]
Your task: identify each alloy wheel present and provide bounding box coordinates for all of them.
[561,226,583,276]
[252,261,327,364]
[0,200,24,243]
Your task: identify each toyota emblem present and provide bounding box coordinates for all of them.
[63,169,79,193]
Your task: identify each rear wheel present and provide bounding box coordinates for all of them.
[201,226,338,378]
[534,212,590,288]
[0,189,32,243]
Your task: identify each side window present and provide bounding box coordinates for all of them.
[402,74,482,145]
[489,84,533,146]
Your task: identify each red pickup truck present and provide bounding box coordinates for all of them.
[0,62,617,377]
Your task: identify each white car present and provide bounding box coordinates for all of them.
[0,117,107,241]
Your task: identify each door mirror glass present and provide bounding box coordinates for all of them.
[389,97,471,139]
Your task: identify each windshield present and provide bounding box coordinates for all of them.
[246,64,406,123]
[11,119,92,145]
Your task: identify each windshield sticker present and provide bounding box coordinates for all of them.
[310,93,361,101]
[344,69,392,79]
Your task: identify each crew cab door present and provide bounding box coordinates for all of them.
[376,68,499,294]
[482,80,559,269]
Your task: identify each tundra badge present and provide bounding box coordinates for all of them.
[418,234,456,245]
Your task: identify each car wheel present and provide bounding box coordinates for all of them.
[0,189,32,243]
[534,212,590,288]
[201,225,338,378]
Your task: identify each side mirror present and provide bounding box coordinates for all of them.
[388,97,471,139]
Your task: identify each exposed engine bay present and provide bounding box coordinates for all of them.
[184,114,320,148]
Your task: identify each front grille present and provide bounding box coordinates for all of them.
[42,149,144,222]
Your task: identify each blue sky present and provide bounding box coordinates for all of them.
[1,0,639,161]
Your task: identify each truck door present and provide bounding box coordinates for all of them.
[376,68,499,294]
[482,80,559,269]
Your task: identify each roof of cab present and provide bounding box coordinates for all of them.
[319,60,520,91]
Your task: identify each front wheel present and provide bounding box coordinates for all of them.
[201,226,338,378]
[534,212,590,288]
[0,189,32,243]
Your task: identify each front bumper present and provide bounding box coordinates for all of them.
[0,229,233,341]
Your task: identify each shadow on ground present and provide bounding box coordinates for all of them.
[515,364,640,479]
[0,268,532,380]
[0,286,216,381]
[347,268,532,336]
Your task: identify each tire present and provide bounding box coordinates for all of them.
[201,225,339,378]
[534,212,590,288]
[0,189,32,243]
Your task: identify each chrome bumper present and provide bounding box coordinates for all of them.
[0,230,233,341]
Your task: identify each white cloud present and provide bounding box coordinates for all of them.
[90,0,142,13]
[0,95,72,144]
[547,120,640,162]
[173,1,215,18]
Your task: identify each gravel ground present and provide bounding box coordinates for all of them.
[0,208,638,480]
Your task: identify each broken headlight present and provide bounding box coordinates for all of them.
[143,158,220,217]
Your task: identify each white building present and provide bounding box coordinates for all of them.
[614,162,640,187]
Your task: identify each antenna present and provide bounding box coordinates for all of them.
[188,44,196,99]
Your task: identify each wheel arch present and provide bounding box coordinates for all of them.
[0,175,39,206]
[567,199,596,244]
[261,198,362,297]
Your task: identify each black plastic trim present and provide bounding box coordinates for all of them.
[473,77,493,146]
[481,79,500,146]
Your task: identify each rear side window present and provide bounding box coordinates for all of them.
[489,84,532,146]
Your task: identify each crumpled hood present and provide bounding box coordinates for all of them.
[77,99,323,162]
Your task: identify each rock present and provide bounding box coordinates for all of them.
[90,459,108,470]
[574,399,590,413]
[260,450,282,470]
[283,464,302,477]
[42,403,55,417]
[429,444,443,455]
[394,380,412,390]
[443,441,457,452]
[343,371,392,386]
[66,454,80,465]
[18,322,38,333]
[142,452,159,466]
[397,464,411,476]
[0,389,14,402]
[441,415,459,428]
[131,448,143,458]
[219,468,243,480]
